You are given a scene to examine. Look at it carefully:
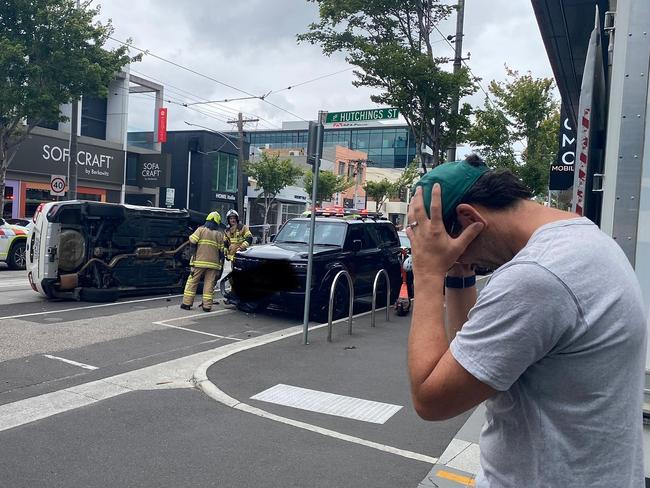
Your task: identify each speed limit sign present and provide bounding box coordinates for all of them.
[50,175,66,196]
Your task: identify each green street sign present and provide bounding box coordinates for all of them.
[325,108,399,124]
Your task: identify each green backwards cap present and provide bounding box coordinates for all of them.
[412,160,489,227]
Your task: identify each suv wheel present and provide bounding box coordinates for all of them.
[7,240,26,270]
[312,279,351,323]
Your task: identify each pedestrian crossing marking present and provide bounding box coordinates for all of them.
[250,384,402,424]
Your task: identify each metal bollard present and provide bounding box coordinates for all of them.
[371,269,390,327]
[327,270,354,342]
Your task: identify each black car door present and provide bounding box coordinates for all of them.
[344,224,381,295]
[371,223,402,295]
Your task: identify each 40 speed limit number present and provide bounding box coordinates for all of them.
[50,175,66,196]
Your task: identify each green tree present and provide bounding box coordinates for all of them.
[303,170,353,205]
[246,153,304,242]
[467,68,560,196]
[299,0,477,169]
[0,0,136,215]
[364,160,419,211]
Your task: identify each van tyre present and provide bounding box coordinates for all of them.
[7,240,26,270]
[79,288,119,303]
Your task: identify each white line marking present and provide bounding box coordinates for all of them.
[152,309,242,340]
[0,295,183,320]
[193,308,439,465]
[0,307,436,464]
[0,279,30,288]
[43,354,99,370]
[251,384,402,424]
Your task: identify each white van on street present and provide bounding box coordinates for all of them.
[27,201,194,301]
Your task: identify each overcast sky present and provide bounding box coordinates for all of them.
[97,0,554,135]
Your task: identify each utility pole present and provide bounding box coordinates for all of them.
[446,0,466,163]
[228,112,258,216]
[67,0,81,200]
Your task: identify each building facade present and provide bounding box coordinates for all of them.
[243,120,417,169]
[154,130,249,219]
[3,71,168,219]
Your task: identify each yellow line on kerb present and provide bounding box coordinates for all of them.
[436,469,476,486]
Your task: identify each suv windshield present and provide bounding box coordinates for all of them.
[276,220,346,246]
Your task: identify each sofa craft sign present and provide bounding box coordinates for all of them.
[42,144,114,178]
[8,133,125,184]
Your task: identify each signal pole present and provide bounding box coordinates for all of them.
[447,0,466,162]
[228,112,258,216]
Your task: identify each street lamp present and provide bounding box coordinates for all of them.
[183,121,239,210]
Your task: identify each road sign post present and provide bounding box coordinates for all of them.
[50,175,66,197]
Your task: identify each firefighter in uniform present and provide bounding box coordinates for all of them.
[181,211,225,312]
[224,209,253,261]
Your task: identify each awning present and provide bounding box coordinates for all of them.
[531,0,609,125]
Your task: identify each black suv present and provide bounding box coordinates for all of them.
[225,214,402,320]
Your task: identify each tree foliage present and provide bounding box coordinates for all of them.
[467,68,560,197]
[363,160,419,210]
[246,152,304,242]
[299,0,478,168]
[303,169,353,205]
[0,0,136,214]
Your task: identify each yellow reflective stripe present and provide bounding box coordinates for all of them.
[197,239,223,248]
[189,235,200,243]
[191,261,222,269]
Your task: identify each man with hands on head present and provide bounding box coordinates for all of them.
[406,155,646,488]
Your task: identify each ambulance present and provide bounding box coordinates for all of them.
[0,218,28,270]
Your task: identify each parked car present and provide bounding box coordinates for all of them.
[0,218,29,270]
[27,201,193,301]
[223,211,402,320]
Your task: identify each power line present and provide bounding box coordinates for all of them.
[430,23,492,103]
[108,36,307,122]
[266,67,354,95]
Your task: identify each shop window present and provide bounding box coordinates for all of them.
[81,96,108,140]
[212,153,238,193]
[382,131,396,148]
[3,187,14,219]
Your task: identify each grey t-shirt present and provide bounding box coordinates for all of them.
[450,218,647,487]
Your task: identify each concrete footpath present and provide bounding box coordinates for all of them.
[198,308,484,487]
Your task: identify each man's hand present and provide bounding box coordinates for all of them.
[406,184,483,280]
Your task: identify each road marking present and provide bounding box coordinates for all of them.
[0,295,183,321]
[435,470,476,486]
[194,308,439,465]
[0,306,436,465]
[0,279,30,288]
[152,309,243,340]
[43,354,99,370]
[251,384,402,424]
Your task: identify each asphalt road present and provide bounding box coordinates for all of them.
[0,266,470,487]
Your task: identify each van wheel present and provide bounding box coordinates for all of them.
[7,240,26,270]
[79,288,119,303]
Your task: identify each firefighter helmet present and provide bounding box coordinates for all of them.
[206,211,222,224]
[225,209,240,222]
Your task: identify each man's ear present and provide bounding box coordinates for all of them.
[456,204,487,228]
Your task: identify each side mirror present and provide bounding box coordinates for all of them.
[351,239,362,252]
[270,234,276,242]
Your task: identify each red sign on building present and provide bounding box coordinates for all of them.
[157,108,168,143]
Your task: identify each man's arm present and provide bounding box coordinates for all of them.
[445,264,477,341]
[406,186,495,421]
